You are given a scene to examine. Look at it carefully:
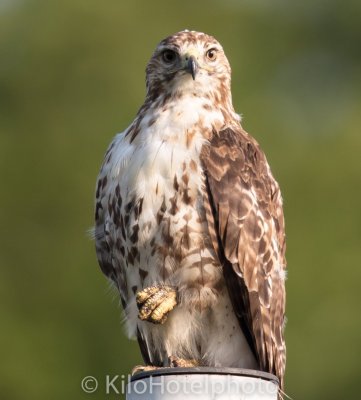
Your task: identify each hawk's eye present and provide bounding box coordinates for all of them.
[162,50,177,64]
[206,48,217,61]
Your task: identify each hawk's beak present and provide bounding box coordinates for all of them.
[185,56,198,80]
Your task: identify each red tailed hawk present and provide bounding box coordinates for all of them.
[94,30,287,389]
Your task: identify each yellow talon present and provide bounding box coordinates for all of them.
[150,292,177,323]
[136,286,159,305]
[136,285,177,324]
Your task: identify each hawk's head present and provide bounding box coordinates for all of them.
[145,30,232,102]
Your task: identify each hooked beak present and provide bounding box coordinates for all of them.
[185,56,198,80]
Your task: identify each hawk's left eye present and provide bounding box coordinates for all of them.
[206,48,217,61]
[162,50,177,64]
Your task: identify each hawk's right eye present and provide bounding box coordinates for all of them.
[162,50,177,64]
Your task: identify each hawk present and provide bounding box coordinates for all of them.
[94,30,287,389]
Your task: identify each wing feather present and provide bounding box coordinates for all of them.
[94,135,129,309]
[201,127,286,387]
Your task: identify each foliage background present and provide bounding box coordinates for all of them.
[1,0,360,399]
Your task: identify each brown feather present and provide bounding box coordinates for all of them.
[201,126,286,388]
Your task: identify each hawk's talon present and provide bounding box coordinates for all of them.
[131,365,161,375]
[168,356,201,368]
[136,285,177,324]
[136,286,160,306]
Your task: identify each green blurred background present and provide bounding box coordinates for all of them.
[1,0,360,399]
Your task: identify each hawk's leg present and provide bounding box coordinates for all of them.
[168,356,201,368]
[132,357,200,376]
[131,365,163,376]
[136,285,177,324]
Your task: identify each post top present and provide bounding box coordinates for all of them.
[131,367,279,385]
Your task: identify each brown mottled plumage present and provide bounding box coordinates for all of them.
[201,127,286,386]
[94,30,287,390]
